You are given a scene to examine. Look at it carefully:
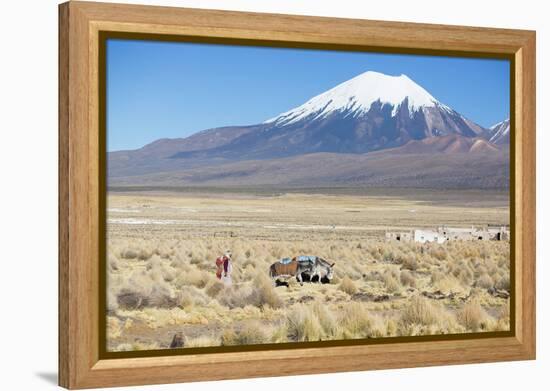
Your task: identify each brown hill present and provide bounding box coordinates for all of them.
[391,134,500,154]
[109,146,509,190]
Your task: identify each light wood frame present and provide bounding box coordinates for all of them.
[59,1,536,389]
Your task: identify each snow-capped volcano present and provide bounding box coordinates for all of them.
[110,71,498,180]
[265,71,451,126]
[211,70,487,158]
[487,118,510,144]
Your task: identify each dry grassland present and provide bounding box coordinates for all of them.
[106,189,510,351]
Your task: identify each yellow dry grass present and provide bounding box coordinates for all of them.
[105,190,510,351]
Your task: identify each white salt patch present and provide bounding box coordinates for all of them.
[107,208,139,213]
[108,218,179,225]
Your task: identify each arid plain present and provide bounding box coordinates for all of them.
[106,188,510,351]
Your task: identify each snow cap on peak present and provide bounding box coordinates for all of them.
[489,118,510,143]
[265,71,445,125]
[490,118,510,130]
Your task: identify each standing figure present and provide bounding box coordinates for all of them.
[215,255,225,280]
[215,250,233,286]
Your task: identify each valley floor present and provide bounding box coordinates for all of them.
[106,188,510,351]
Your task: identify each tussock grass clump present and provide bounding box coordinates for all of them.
[270,324,290,343]
[432,273,465,295]
[119,248,139,260]
[120,247,152,261]
[430,270,445,284]
[401,254,418,271]
[429,269,465,293]
[476,273,494,289]
[451,259,472,278]
[368,246,383,261]
[457,300,489,331]
[488,301,511,331]
[382,270,402,294]
[364,271,383,282]
[400,296,445,327]
[429,246,448,261]
[495,274,510,291]
[217,286,252,309]
[339,302,383,338]
[221,322,269,345]
[184,335,219,348]
[218,274,282,309]
[311,301,339,337]
[147,255,177,282]
[179,286,209,308]
[339,276,358,295]
[382,250,395,263]
[385,319,398,336]
[116,270,178,309]
[247,274,283,309]
[148,283,180,308]
[286,304,323,342]
[189,253,204,265]
[458,268,474,286]
[220,329,238,346]
[399,270,416,288]
[205,279,225,298]
[283,301,339,342]
[174,268,209,289]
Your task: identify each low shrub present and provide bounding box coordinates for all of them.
[339,302,379,338]
[457,300,489,331]
[286,304,323,342]
[339,276,358,295]
[495,274,510,291]
[476,273,494,289]
[400,296,445,327]
[399,270,416,288]
[116,270,178,309]
[383,271,402,294]
[221,322,270,345]
[205,279,225,298]
[246,274,283,309]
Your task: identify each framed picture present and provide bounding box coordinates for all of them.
[59,1,536,389]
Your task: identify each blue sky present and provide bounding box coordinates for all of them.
[107,39,510,152]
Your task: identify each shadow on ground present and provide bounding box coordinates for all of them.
[35,372,57,385]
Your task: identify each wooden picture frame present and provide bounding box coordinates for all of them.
[59,1,536,389]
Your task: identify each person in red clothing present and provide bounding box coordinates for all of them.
[215,251,232,285]
[215,256,225,280]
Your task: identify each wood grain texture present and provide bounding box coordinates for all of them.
[58,3,70,387]
[58,1,536,389]
[517,34,536,353]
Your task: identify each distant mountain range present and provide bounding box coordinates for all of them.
[108,71,510,189]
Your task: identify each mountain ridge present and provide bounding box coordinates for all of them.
[108,71,508,189]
